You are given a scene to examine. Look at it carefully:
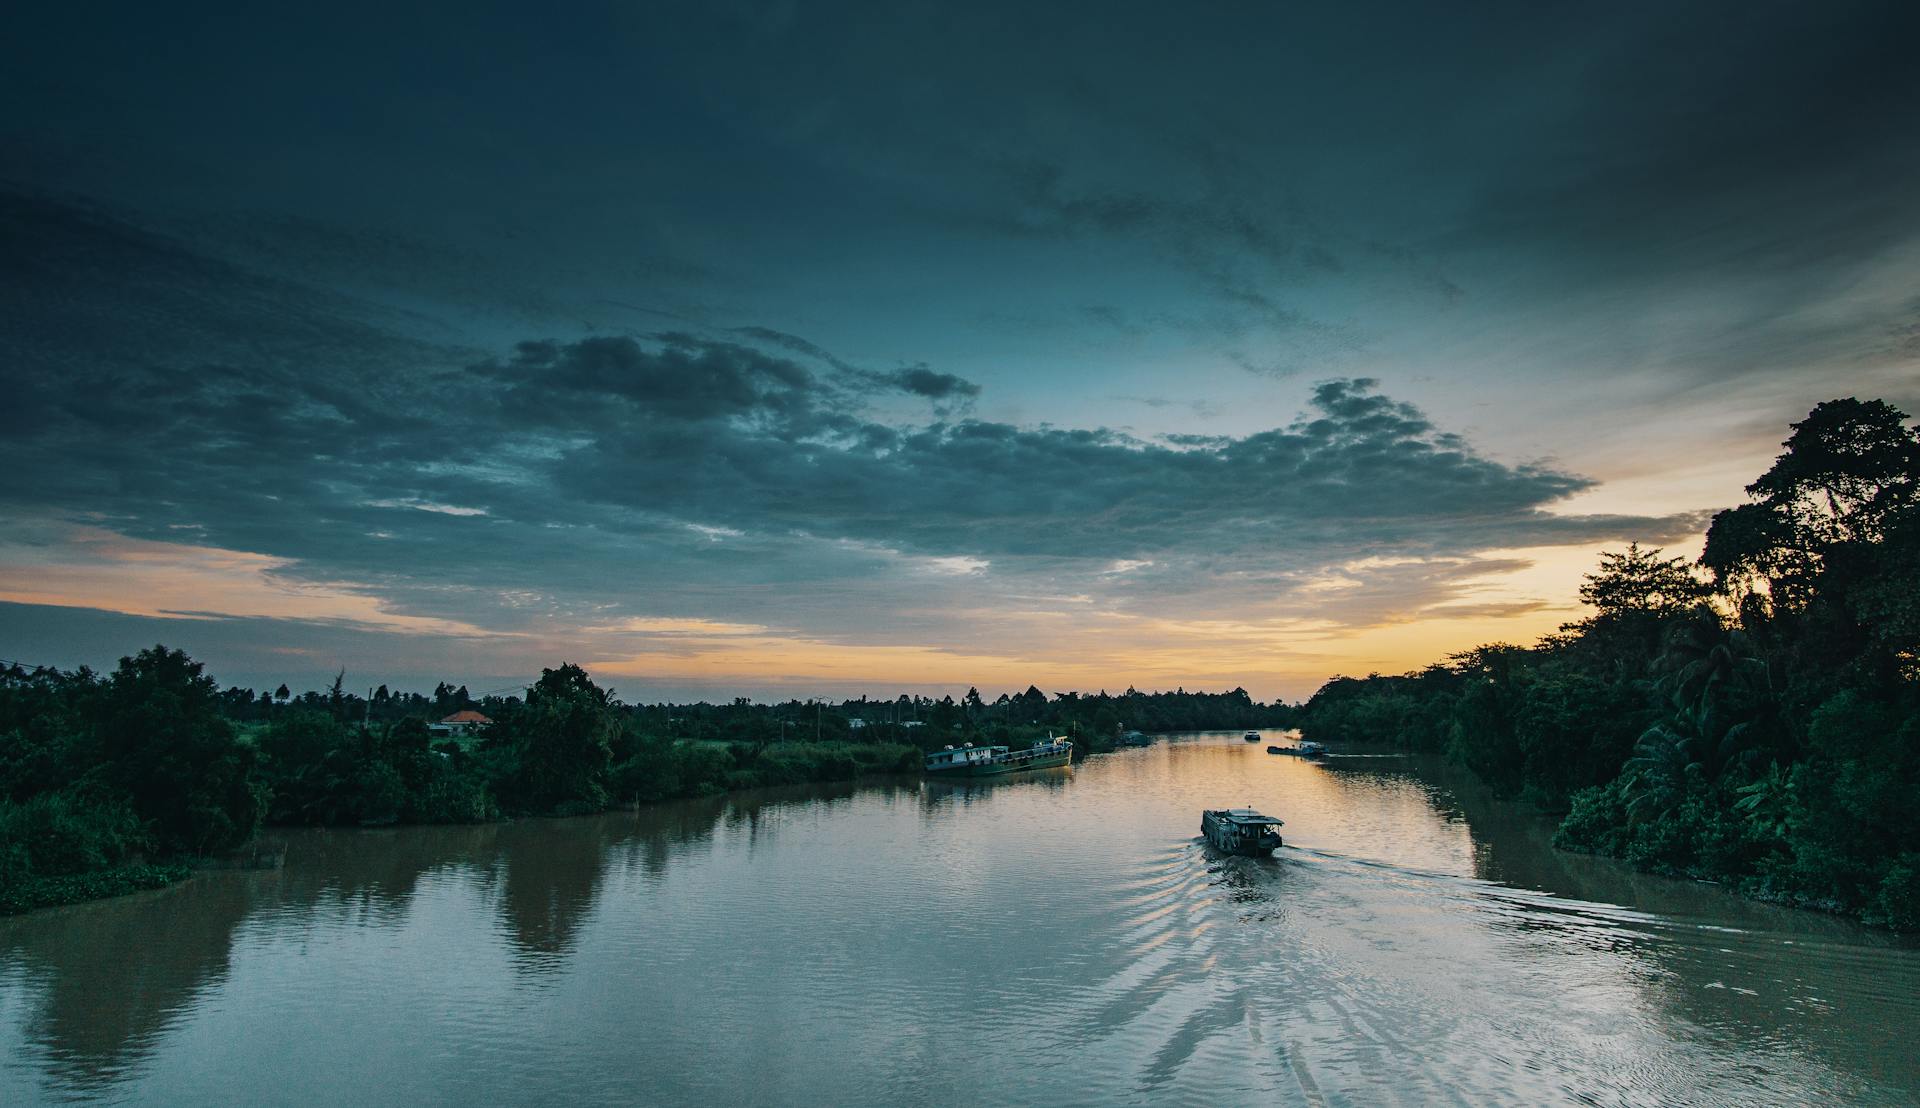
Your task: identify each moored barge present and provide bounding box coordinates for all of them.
[924,736,1073,778]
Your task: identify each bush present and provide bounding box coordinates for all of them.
[420,762,496,823]
[1873,855,1920,932]
[0,862,192,915]
[0,791,149,884]
[1554,783,1630,855]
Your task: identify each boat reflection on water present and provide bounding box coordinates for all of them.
[1201,841,1296,917]
[917,764,1073,810]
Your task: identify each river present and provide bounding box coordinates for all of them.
[2,733,1916,1105]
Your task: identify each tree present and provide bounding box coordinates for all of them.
[1619,717,1700,825]
[1444,645,1533,795]
[485,664,617,814]
[258,709,357,825]
[1747,397,1920,547]
[1577,543,1710,620]
[93,646,263,855]
[1703,398,1920,606]
[1700,502,1803,601]
[1850,508,1920,681]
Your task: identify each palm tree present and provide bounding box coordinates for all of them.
[1620,718,1697,825]
[1733,763,1796,844]
[1620,696,1767,823]
[1651,610,1794,775]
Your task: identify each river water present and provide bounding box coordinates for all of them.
[2,733,1916,1105]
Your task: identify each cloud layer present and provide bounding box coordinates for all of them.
[9,1,1910,691]
[0,190,1701,692]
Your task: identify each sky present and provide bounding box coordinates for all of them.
[3,0,1917,701]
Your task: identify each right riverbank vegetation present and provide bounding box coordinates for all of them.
[1296,398,1920,930]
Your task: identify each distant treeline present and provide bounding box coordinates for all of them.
[1295,398,1920,930]
[212,676,1290,744]
[0,648,1288,912]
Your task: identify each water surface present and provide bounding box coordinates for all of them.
[3,734,1916,1105]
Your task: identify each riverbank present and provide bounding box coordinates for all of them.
[0,862,194,915]
[9,650,1258,920]
[1317,743,1919,933]
[1293,402,1920,933]
[0,741,921,916]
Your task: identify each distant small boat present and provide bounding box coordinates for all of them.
[1201,808,1284,856]
[1269,742,1328,759]
[1116,730,1153,748]
[1243,730,1261,742]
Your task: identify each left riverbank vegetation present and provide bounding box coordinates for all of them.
[1,646,1291,912]
[1295,398,1920,930]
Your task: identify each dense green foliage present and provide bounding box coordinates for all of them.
[0,647,264,907]
[0,861,193,915]
[1298,399,1920,929]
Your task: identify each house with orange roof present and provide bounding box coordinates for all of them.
[428,709,493,738]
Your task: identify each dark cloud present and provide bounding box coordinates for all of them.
[480,333,821,424]
[0,601,528,696]
[728,326,858,373]
[724,328,983,403]
[1457,4,1920,265]
[885,366,981,401]
[991,160,1305,270]
[968,159,1389,361]
[0,186,1696,658]
[5,1,1910,410]
[19,0,1906,687]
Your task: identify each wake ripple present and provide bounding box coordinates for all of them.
[1040,839,1915,1106]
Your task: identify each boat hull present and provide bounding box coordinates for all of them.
[1212,840,1279,858]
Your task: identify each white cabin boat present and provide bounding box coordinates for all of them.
[1201,808,1284,856]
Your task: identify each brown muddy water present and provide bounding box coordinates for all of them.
[2,733,1916,1105]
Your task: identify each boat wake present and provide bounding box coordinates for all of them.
[1037,836,1914,1106]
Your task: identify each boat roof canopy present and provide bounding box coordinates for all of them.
[1215,808,1284,825]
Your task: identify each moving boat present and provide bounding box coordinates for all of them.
[1201,808,1285,856]
[1269,741,1329,759]
[1243,730,1261,742]
[924,736,1073,778]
